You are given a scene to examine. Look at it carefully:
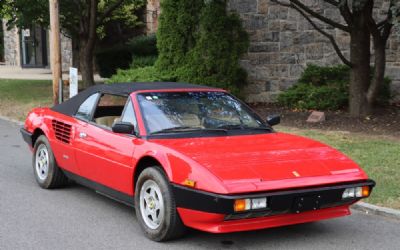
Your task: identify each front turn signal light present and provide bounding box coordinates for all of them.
[362,186,370,197]
[182,179,196,188]
[234,199,251,212]
[234,198,267,212]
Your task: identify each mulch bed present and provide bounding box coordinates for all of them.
[251,103,400,138]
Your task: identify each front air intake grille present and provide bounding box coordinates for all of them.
[52,120,72,144]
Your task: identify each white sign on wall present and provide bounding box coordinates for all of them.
[69,67,78,98]
[22,29,30,37]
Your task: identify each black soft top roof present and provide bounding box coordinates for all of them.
[51,82,220,116]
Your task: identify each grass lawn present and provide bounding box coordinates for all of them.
[0,79,52,120]
[0,79,399,209]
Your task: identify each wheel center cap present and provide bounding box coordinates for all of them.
[148,199,155,209]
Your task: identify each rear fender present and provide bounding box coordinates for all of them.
[25,108,50,138]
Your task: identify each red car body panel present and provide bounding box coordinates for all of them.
[150,133,368,194]
[177,205,351,233]
[22,85,374,234]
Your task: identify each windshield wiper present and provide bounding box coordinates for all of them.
[151,126,227,135]
[217,124,272,131]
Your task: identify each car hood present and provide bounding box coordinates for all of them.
[151,132,367,193]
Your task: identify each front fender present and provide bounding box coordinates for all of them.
[133,142,229,194]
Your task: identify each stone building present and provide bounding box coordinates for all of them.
[1,21,72,70]
[146,0,400,102]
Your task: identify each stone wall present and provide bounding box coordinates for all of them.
[227,0,400,103]
[60,33,73,70]
[47,30,73,70]
[2,20,21,66]
[48,32,73,70]
[145,0,400,103]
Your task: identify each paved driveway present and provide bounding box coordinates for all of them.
[0,118,399,250]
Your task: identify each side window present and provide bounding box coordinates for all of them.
[121,99,138,134]
[93,94,128,128]
[75,93,100,121]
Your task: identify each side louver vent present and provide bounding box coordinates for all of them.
[52,120,72,144]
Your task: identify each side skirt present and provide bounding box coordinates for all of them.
[62,170,135,207]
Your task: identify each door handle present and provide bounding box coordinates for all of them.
[79,132,87,139]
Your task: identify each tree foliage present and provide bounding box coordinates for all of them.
[1,0,143,37]
[0,0,145,87]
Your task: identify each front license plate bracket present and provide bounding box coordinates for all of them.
[292,195,322,213]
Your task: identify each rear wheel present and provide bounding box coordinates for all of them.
[135,167,186,241]
[32,135,68,189]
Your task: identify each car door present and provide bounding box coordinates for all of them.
[73,94,138,194]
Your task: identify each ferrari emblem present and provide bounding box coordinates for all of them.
[292,171,300,177]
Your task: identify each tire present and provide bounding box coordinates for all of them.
[32,135,68,189]
[135,166,186,241]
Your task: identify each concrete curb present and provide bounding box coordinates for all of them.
[0,115,24,126]
[1,116,399,221]
[352,202,400,220]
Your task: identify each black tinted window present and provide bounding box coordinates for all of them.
[75,93,100,121]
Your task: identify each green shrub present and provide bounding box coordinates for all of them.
[156,0,204,70]
[95,45,133,78]
[109,0,249,94]
[376,77,393,105]
[96,34,158,78]
[155,0,248,94]
[131,55,157,69]
[278,64,392,110]
[176,0,248,95]
[278,83,348,110]
[298,64,350,86]
[107,66,177,83]
[128,34,158,56]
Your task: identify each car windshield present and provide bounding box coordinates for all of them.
[137,91,269,135]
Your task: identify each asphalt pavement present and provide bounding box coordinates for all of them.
[1,118,399,250]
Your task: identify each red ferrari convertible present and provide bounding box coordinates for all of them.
[21,82,374,241]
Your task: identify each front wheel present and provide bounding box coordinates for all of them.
[135,167,186,241]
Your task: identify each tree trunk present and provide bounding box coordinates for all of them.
[79,40,95,89]
[367,40,386,105]
[78,0,98,89]
[349,12,371,117]
[72,38,80,70]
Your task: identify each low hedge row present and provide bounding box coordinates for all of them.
[278,64,392,110]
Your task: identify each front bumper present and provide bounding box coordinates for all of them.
[172,179,375,232]
[20,128,33,146]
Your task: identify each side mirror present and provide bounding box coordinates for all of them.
[267,115,280,126]
[112,121,135,134]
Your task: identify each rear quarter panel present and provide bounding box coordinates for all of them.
[25,108,79,174]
